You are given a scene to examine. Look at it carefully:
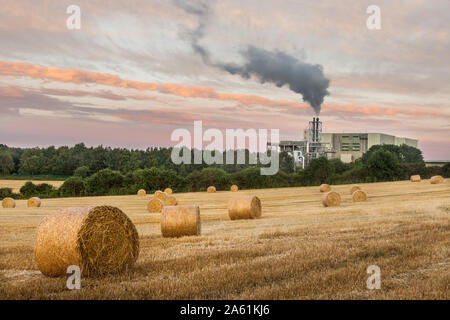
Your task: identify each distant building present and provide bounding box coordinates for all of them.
[271,117,419,168]
[424,160,449,167]
[320,133,418,163]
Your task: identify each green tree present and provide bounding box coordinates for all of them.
[86,169,124,195]
[442,163,450,178]
[303,157,335,185]
[187,167,232,191]
[0,152,14,174]
[366,149,399,181]
[0,188,14,199]
[233,166,268,189]
[59,177,86,197]
[73,166,90,178]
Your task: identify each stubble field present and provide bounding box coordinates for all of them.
[0,179,449,299]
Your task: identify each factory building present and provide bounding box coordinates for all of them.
[270,117,418,168]
[320,132,418,163]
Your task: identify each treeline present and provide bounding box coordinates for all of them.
[0,143,269,176]
[0,143,448,200]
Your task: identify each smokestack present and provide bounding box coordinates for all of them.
[316,117,320,142]
[312,117,316,142]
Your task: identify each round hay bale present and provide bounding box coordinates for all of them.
[2,197,16,208]
[352,190,367,202]
[164,188,173,194]
[147,198,164,213]
[27,197,41,208]
[319,184,331,193]
[430,175,444,184]
[34,206,139,277]
[230,185,239,192]
[165,195,178,206]
[410,175,421,182]
[154,190,167,201]
[207,186,216,193]
[228,196,262,220]
[161,205,201,237]
[137,189,146,196]
[322,192,341,207]
[350,185,361,195]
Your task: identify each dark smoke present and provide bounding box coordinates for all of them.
[174,0,330,115]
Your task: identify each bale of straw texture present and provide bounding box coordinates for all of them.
[228,196,262,220]
[147,198,164,213]
[350,185,361,195]
[319,184,331,192]
[230,185,239,192]
[430,175,444,184]
[34,206,139,277]
[164,195,178,206]
[27,197,41,208]
[322,192,341,207]
[2,197,16,208]
[161,205,201,237]
[207,186,216,193]
[154,190,167,201]
[352,190,367,202]
[137,189,146,196]
[164,188,173,194]
[410,175,421,182]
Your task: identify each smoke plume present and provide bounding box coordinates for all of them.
[174,0,330,115]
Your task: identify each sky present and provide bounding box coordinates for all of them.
[0,0,449,160]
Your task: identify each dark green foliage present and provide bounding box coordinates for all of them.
[1,143,446,198]
[19,181,57,198]
[73,166,90,178]
[0,188,14,199]
[366,149,399,181]
[187,167,232,191]
[59,177,86,197]
[442,163,450,178]
[303,157,335,184]
[0,152,14,174]
[86,169,124,196]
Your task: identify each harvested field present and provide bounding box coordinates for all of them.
[0,179,449,299]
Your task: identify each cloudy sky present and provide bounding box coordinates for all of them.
[0,0,449,160]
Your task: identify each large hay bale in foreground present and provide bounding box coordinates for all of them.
[410,175,421,182]
[322,192,341,207]
[228,196,262,220]
[164,188,173,194]
[350,185,361,195]
[430,175,444,184]
[34,206,139,277]
[2,197,16,208]
[161,205,201,237]
[165,195,178,206]
[154,190,167,201]
[137,189,146,196]
[352,190,367,202]
[147,198,164,213]
[27,197,41,208]
[319,184,331,193]
[230,185,239,192]
[207,186,216,193]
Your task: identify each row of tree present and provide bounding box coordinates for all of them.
[0,143,448,200]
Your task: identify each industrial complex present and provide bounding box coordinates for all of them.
[269,117,418,168]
